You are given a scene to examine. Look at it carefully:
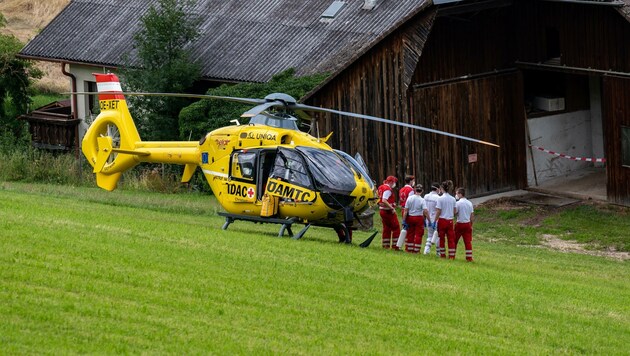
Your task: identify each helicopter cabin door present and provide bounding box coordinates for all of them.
[266,147,314,200]
[256,149,277,201]
[229,148,314,202]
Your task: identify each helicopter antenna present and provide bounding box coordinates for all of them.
[316,122,320,142]
[230,119,241,126]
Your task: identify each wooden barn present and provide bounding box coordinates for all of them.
[306,0,630,206]
[19,0,630,205]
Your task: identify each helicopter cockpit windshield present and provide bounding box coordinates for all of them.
[296,146,357,195]
[249,112,299,130]
[334,149,375,191]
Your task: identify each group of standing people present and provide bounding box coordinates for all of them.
[377,175,475,262]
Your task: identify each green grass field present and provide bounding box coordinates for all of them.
[1,182,628,354]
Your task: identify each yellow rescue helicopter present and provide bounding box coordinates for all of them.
[81,73,498,246]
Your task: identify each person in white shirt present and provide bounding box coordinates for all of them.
[402,184,429,253]
[454,187,475,262]
[434,180,456,259]
[423,183,441,255]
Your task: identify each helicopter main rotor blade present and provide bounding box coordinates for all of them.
[66,91,267,105]
[241,101,285,117]
[291,103,500,148]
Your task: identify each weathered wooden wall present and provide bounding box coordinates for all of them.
[307,1,630,202]
[515,1,630,73]
[410,72,526,196]
[408,7,525,195]
[603,76,630,206]
[309,5,527,196]
[413,7,515,84]
[309,10,436,183]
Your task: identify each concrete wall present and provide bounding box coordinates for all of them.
[589,76,605,168]
[526,110,594,185]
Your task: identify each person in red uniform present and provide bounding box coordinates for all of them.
[402,184,429,253]
[454,187,475,261]
[434,180,456,258]
[398,175,415,219]
[377,176,400,249]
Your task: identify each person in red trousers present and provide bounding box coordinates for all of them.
[434,180,456,258]
[377,176,400,249]
[454,187,475,261]
[402,184,429,253]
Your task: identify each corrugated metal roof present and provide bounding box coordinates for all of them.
[20,0,431,83]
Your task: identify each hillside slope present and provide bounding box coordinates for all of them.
[0,0,71,93]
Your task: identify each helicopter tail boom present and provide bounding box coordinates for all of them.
[82,73,199,191]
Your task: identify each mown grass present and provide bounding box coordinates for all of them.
[1,182,628,354]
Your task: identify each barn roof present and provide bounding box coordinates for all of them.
[19,0,431,83]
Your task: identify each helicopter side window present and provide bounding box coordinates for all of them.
[230,151,257,182]
[271,149,312,189]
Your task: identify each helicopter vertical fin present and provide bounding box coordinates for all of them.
[181,164,197,183]
[82,73,143,191]
[321,131,334,143]
[93,136,113,173]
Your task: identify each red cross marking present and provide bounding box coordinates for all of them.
[247,187,255,198]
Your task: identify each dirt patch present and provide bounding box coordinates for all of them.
[478,198,630,261]
[540,234,630,261]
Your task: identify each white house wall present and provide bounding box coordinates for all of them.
[526,110,594,185]
[68,64,115,143]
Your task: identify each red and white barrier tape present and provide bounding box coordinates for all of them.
[529,145,606,163]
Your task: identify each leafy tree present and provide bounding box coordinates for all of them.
[122,0,201,141]
[0,14,42,142]
[179,69,328,140]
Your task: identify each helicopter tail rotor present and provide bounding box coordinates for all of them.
[82,73,144,191]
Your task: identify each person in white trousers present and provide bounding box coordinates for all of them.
[423,183,441,255]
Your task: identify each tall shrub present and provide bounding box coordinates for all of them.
[0,13,42,143]
[122,0,201,141]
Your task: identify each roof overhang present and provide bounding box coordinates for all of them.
[436,0,513,17]
[16,54,118,70]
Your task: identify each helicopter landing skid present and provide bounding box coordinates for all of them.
[218,212,301,238]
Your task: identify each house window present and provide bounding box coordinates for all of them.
[622,126,630,167]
